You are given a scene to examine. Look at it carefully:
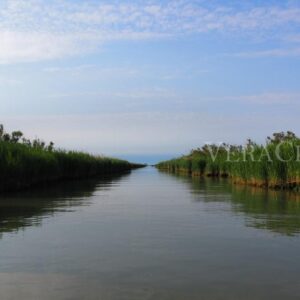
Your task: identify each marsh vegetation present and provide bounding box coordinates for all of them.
[157,131,300,190]
[0,125,143,191]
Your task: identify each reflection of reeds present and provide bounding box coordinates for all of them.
[0,173,129,236]
[230,184,300,236]
[231,183,300,202]
[164,170,300,236]
[157,132,300,191]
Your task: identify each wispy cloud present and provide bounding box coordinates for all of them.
[176,92,300,107]
[223,92,300,104]
[234,47,300,58]
[0,31,94,64]
[47,88,178,101]
[285,34,300,43]
[0,76,22,86]
[43,65,95,73]
[43,65,139,79]
[0,0,300,64]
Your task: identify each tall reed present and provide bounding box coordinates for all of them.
[0,125,144,191]
[157,132,300,190]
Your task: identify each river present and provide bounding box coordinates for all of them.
[0,167,300,299]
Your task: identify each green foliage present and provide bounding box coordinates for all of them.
[0,124,143,191]
[157,131,300,189]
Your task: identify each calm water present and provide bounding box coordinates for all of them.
[0,167,300,300]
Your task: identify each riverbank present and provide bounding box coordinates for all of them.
[156,132,300,190]
[0,125,145,192]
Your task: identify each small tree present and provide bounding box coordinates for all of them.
[2,133,11,142]
[32,138,45,149]
[47,141,54,151]
[22,138,32,147]
[271,131,298,143]
[11,131,23,143]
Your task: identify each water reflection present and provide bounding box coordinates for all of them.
[1,168,300,300]
[0,172,130,237]
[230,186,300,236]
[160,171,300,236]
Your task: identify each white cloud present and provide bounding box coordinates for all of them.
[222,92,300,104]
[47,88,178,101]
[245,92,300,104]
[43,65,139,78]
[0,31,95,64]
[286,34,300,43]
[43,65,95,73]
[0,0,300,64]
[234,47,300,58]
[0,76,22,86]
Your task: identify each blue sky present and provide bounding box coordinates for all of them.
[1,0,300,163]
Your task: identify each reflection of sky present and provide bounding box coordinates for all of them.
[1,1,300,162]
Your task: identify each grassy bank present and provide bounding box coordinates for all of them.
[157,132,300,190]
[0,125,144,191]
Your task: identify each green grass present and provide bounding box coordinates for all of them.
[157,132,300,190]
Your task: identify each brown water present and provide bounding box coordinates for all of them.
[0,167,300,300]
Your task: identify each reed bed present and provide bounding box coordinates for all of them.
[157,132,300,190]
[0,125,144,191]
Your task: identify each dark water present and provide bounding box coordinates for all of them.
[0,167,300,300]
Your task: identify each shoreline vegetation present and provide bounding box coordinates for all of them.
[157,131,300,191]
[0,125,145,192]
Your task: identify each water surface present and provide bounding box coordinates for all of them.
[0,167,300,300]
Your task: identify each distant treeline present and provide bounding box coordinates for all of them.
[0,125,144,192]
[157,131,300,190]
